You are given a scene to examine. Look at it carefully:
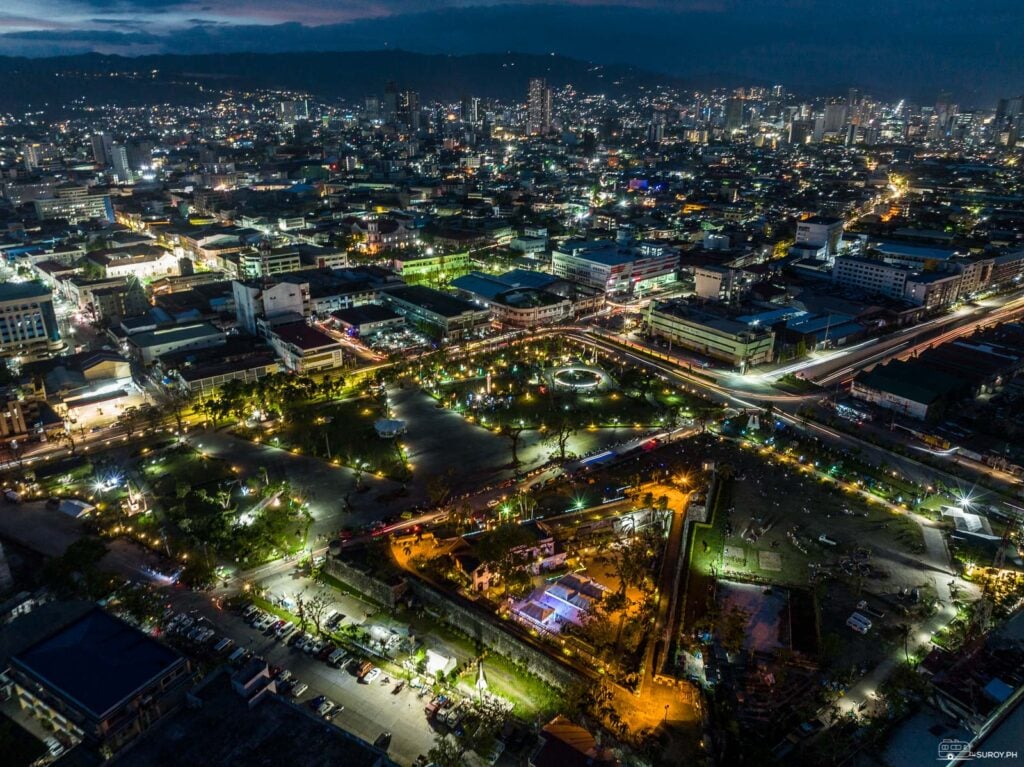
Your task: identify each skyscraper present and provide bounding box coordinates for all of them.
[461,96,480,125]
[397,89,420,132]
[528,78,552,136]
[90,133,113,166]
[724,98,744,131]
[111,144,132,183]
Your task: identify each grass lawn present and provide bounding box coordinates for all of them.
[261,397,409,479]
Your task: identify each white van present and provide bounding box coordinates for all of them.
[846,612,872,634]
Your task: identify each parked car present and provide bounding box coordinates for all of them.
[364,667,382,683]
[289,682,308,698]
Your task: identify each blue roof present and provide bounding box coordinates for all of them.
[12,608,184,720]
[450,272,509,301]
[736,307,807,326]
[874,241,958,261]
[498,269,559,289]
[984,678,1014,703]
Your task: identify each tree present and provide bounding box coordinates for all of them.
[298,590,332,635]
[503,425,525,475]
[58,429,78,456]
[720,606,750,656]
[475,522,536,596]
[43,537,110,598]
[118,406,142,438]
[896,622,912,664]
[167,389,191,432]
[544,417,577,462]
[427,468,457,508]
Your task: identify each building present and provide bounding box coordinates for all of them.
[112,665,397,767]
[160,339,281,395]
[390,250,471,284]
[267,322,344,373]
[724,97,744,131]
[33,184,112,224]
[451,272,575,327]
[851,360,963,421]
[233,279,311,336]
[528,77,552,136]
[382,285,490,342]
[551,239,678,295]
[530,716,619,767]
[7,607,191,752]
[21,142,59,171]
[127,322,225,365]
[796,215,844,259]
[833,255,970,310]
[239,246,303,280]
[647,300,775,369]
[331,304,405,337]
[904,271,964,310]
[87,247,180,281]
[694,265,746,302]
[831,256,910,300]
[0,282,65,361]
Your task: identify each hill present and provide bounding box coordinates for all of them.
[0,50,684,112]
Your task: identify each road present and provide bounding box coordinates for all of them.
[804,290,1024,387]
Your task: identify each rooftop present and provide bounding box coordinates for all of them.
[111,670,397,767]
[270,321,340,351]
[129,322,223,350]
[0,280,52,302]
[10,607,185,721]
[384,284,485,318]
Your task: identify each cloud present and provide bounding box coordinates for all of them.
[0,1,1020,102]
[3,28,162,43]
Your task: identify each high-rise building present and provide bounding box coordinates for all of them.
[397,90,420,132]
[461,96,480,124]
[0,281,64,361]
[528,77,552,136]
[21,143,58,172]
[33,184,112,224]
[724,98,744,131]
[111,144,132,183]
[823,103,848,133]
[277,100,309,125]
[382,81,399,123]
[90,133,113,166]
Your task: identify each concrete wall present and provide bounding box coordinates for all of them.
[325,557,407,609]
[407,578,580,690]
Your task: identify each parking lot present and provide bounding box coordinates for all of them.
[165,590,438,766]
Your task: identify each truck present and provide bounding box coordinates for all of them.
[424,695,447,718]
[356,660,374,681]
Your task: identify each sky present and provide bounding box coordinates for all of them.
[0,1,1021,102]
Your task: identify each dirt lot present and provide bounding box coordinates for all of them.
[684,438,936,674]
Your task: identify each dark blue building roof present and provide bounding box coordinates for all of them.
[11,608,184,720]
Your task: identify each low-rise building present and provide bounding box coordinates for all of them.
[331,304,405,337]
[0,281,65,361]
[7,607,191,752]
[850,360,963,421]
[647,300,775,368]
[551,239,678,295]
[127,322,225,365]
[267,321,344,373]
[382,285,490,342]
